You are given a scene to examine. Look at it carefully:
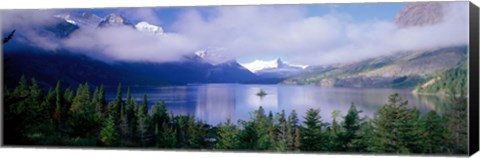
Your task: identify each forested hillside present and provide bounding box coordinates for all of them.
[414,55,468,95]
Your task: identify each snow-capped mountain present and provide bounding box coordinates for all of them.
[240,58,309,79]
[135,21,164,34]
[193,47,231,65]
[55,13,102,28]
[240,58,308,73]
[98,14,131,27]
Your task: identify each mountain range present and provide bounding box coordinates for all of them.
[2,3,468,94]
[2,12,264,88]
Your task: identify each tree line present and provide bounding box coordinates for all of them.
[3,76,468,155]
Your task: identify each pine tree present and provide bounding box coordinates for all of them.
[253,106,274,150]
[446,89,468,154]
[13,75,29,98]
[300,108,327,151]
[215,118,240,150]
[53,81,62,130]
[100,115,119,146]
[338,103,363,151]
[63,87,75,105]
[70,83,90,113]
[124,87,137,142]
[112,83,123,120]
[287,110,299,150]
[136,94,151,146]
[327,110,341,151]
[186,116,206,149]
[159,123,177,148]
[294,127,301,150]
[92,85,106,116]
[419,111,448,153]
[354,120,375,152]
[237,120,258,150]
[274,110,288,151]
[371,93,420,153]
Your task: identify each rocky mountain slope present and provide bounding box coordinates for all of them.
[283,2,467,89]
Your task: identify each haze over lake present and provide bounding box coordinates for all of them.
[105,84,449,125]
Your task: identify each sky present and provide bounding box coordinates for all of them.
[0,2,469,66]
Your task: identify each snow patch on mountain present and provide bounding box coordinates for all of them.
[135,21,164,34]
[55,13,102,28]
[240,58,308,73]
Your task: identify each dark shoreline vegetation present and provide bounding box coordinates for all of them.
[3,76,468,155]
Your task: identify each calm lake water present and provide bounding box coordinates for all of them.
[106,84,450,125]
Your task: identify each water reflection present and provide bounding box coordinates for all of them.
[106,84,450,125]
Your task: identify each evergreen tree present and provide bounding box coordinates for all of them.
[63,87,75,106]
[136,94,151,146]
[70,83,90,113]
[294,127,301,150]
[12,75,29,98]
[215,118,240,150]
[53,81,63,130]
[446,89,468,154]
[287,110,299,150]
[419,111,448,153]
[300,108,326,151]
[253,106,274,150]
[354,120,375,152]
[100,115,119,146]
[273,110,287,151]
[124,87,137,142]
[327,110,341,151]
[92,85,106,115]
[113,83,123,120]
[237,120,258,150]
[186,116,206,148]
[158,123,177,148]
[371,93,421,154]
[338,103,363,151]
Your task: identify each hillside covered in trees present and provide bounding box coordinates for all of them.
[3,76,468,155]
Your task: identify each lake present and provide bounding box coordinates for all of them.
[105,84,450,125]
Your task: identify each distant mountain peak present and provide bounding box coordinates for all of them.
[394,2,444,28]
[135,21,164,34]
[99,13,129,27]
[195,50,208,58]
[240,58,308,73]
[55,12,102,28]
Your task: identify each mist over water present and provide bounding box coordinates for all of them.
[105,84,449,125]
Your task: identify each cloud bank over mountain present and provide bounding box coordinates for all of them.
[1,2,469,65]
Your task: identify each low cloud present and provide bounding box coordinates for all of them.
[171,2,468,65]
[1,2,469,66]
[63,26,199,62]
[1,10,62,50]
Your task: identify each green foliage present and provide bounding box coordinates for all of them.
[100,115,119,146]
[300,108,327,151]
[338,103,363,152]
[253,106,275,150]
[416,67,467,95]
[215,119,240,150]
[3,77,469,154]
[273,110,288,152]
[445,91,468,154]
[371,93,422,154]
[136,95,152,146]
[419,111,448,153]
[70,83,91,113]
